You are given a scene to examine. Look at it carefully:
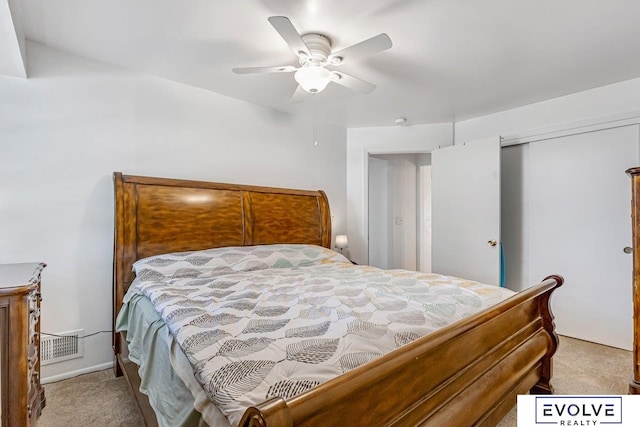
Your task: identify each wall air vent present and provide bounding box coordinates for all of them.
[41,329,84,365]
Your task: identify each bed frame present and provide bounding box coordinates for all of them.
[112,172,563,427]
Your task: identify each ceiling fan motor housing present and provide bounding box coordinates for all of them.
[300,33,332,66]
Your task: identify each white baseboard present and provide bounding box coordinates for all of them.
[41,361,114,384]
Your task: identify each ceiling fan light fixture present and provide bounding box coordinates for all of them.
[295,66,331,93]
[232,17,392,100]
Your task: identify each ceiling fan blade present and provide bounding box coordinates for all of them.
[232,65,297,74]
[290,85,309,103]
[268,16,311,58]
[331,71,376,94]
[328,33,392,64]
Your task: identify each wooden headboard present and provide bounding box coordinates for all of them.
[112,172,331,323]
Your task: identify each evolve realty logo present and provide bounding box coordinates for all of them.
[535,396,622,426]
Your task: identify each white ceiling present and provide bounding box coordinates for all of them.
[10,0,640,127]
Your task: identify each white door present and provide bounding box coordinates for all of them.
[528,125,638,350]
[432,137,502,285]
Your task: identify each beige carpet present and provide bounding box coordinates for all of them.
[38,368,143,426]
[37,336,631,426]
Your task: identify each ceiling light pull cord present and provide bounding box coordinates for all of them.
[313,93,318,146]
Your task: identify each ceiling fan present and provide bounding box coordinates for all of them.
[232,16,392,102]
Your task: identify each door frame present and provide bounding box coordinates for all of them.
[365,152,427,268]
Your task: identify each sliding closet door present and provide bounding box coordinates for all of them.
[432,137,501,285]
[527,125,638,350]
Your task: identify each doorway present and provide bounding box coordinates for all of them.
[368,153,432,272]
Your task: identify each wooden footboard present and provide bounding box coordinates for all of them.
[239,275,563,427]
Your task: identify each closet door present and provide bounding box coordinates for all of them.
[432,137,501,285]
[528,125,638,350]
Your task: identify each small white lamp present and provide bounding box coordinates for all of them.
[335,235,348,253]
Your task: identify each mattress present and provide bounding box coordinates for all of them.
[117,244,514,426]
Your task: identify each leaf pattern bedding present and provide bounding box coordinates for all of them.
[122,244,514,426]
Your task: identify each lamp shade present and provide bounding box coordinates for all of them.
[335,234,348,249]
[294,66,331,93]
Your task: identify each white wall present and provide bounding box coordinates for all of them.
[0,42,347,381]
[455,77,640,144]
[391,156,417,270]
[418,163,432,273]
[367,157,392,269]
[346,124,453,264]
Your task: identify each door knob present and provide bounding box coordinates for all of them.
[624,246,633,254]
[488,240,497,247]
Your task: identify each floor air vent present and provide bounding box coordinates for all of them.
[41,329,84,365]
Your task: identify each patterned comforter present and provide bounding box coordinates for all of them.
[122,244,514,426]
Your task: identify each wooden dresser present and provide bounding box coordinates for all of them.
[628,168,640,394]
[0,263,46,426]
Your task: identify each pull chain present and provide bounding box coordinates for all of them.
[312,93,318,146]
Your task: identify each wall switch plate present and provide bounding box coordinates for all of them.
[395,216,403,225]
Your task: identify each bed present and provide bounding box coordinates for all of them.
[112,172,563,427]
